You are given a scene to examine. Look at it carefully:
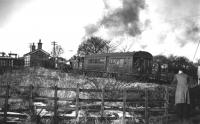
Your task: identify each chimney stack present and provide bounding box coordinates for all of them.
[32,43,36,51]
[38,39,42,49]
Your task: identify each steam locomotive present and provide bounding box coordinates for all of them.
[70,51,197,83]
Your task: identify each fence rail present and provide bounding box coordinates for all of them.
[0,84,170,124]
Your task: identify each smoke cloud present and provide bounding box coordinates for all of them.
[175,20,200,47]
[101,0,145,36]
[158,0,200,47]
[84,0,146,37]
[84,24,99,37]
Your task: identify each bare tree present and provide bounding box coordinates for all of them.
[120,42,134,52]
[51,45,64,57]
[77,36,114,56]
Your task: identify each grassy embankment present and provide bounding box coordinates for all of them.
[0,67,174,123]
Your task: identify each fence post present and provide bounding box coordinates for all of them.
[29,85,35,122]
[123,89,127,124]
[145,88,149,124]
[53,85,58,124]
[101,86,105,124]
[75,84,80,124]
[164,86,169,124]
[3,84,9,123]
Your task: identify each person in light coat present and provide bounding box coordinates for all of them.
[197,66,200,85]
[172,69,190,124]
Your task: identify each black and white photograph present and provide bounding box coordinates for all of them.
[0,0,200,123]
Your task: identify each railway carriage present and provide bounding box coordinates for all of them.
[83,51,153,79]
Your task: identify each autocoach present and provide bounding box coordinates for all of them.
[71,51,154,81]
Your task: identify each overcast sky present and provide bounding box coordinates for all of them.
[0,0,200,61]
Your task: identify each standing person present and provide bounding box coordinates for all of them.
[197,66,200,85]
[156,62,161,83]
[172,69,190,124]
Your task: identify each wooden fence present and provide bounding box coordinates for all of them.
[0,84,170,124]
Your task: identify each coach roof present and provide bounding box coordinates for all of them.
[84,51,152,58]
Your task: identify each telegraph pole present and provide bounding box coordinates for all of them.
[51,41,57,68]
[51,41,57,57]
[193,40,200,85]
[193,40,200,62]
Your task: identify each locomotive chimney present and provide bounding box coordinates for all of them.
[38,39,42,49]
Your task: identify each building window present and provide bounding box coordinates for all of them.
[24,55,30,67]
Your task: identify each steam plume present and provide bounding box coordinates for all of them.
[84,0,146,37]
[159,0,200,47]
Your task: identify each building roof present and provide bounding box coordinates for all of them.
[23,49,50,57]
[0,56,19,60]
[0,56,13,59]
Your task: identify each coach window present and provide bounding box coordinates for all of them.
[111,59,119,65]
[1,60,3,66]
[88,59,91,63]
[99,58,105,64]
[3,60,6,67]
[8,60,10,66]
[109,59,114,64]
[88,59,94,64]
[2,60,5,66]
[0,60,2,66]
[11,60,13,67]
[2,60,4,66]
[119,59,125,67]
